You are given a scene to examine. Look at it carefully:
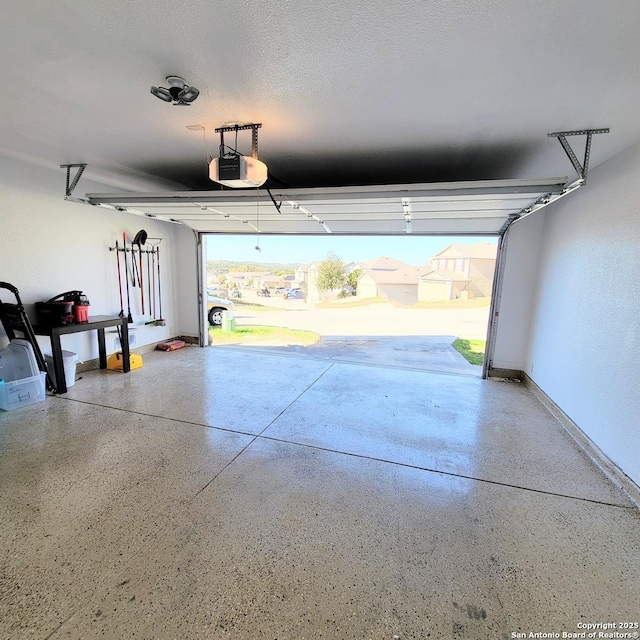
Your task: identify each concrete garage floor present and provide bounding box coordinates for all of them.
[1,346,639,639]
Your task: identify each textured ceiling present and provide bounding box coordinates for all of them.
[1,0,639,191]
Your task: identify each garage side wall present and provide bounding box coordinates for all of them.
[171,226,200,340]
[0,155,180,360]
[491,212,546,372]
[525,142,640,487]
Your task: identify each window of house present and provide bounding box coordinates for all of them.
[439,259,447,269]
[455,258,464,272]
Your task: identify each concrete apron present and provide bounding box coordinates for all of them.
[226,335,482,376]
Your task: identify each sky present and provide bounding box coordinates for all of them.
[206,234,498,266]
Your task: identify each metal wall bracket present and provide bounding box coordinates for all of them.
[496,128,610,236]
[548,128,609,184]
[60,163,87,197]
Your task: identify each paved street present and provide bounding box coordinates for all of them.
[234,292,491,341]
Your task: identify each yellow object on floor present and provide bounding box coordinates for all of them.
[107,351,143,371]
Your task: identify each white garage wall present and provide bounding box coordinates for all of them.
[171,225,200,340]
[491,212,546,371]
[526,141,640,486]
[0,154,182,361]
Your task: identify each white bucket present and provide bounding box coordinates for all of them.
[45,350,80,388]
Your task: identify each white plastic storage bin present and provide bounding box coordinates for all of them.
[0,372,46,411]
[0,339,39,382]
[44,350,79,388]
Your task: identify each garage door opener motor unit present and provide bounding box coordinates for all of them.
[209,123,268,188]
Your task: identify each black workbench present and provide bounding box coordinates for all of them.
[33,315,130,394]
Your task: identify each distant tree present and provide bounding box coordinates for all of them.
[347,268,362,291]
[273,269,295,276]
[317,252,346,291]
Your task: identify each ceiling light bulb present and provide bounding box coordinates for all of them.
[178,86,199,102]
[150,86,173,102]
[150,76,199,105]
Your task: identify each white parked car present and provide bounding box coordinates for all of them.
[207,294,234,326]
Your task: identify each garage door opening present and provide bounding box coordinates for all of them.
[205,234,498,376]
[85,177,572,377]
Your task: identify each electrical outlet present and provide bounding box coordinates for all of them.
[115,333,136,349]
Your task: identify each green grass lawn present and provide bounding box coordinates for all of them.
[209,325,320,346]
[452,338,486,365]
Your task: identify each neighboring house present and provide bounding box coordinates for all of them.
[243,271,272,289]
[357,267,427,305]
[226,271,248,289]
[353,257,422,304]
[354,256,413,272]
[418,270,475,301]
[306,262,321,302]
[261,274,286,290]
[418,242,497,301]
[342,262,359,275]
[294,264,309,286]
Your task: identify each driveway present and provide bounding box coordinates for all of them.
[229,293,489,376]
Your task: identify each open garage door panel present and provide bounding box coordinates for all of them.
[86,177,567,235]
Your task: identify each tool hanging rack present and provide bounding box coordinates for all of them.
[108,246,159,254]
[108,242,162,258]
[108,233,164,326]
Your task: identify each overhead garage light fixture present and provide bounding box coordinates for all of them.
[209,123,268,188]
[150,76,200,106]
